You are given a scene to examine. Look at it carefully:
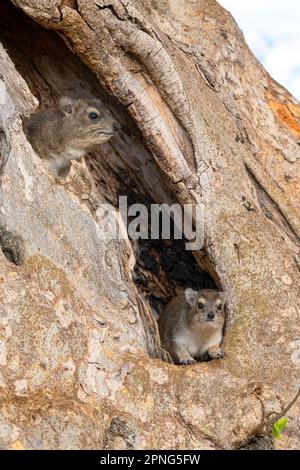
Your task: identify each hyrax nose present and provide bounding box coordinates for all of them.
[112,121,121,133]
[207,311,215,320]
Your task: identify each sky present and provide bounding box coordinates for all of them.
[219,0,300,100]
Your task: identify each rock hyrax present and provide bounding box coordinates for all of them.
[158,288,226,365]
[26,96,121,177]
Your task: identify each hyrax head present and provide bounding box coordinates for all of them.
[59,96,121,147]
[184,288,226,326]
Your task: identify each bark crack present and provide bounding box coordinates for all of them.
[95,2,126,22]
[0,127,10,174]
[174,411,222,449]
[245,163,300,246]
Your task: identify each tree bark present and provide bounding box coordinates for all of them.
[0,0,299,449]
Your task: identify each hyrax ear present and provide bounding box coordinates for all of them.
[184,288,198,306]
[59,96,75,116]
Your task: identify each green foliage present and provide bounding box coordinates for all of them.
[272,417,288,439]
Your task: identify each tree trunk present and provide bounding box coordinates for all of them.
[0,0,299,449]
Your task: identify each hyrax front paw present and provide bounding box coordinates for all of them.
[209,348,224,360]
[179,357,197,365]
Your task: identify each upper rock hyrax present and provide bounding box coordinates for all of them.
[158,288,226,365]
[26,96,121,177]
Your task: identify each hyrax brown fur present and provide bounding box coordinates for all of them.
[158,288,226,365]
[26,96,121,177]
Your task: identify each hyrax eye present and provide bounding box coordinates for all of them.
[217,304,222,310]
[88,112,99,120]
[198,303,205,309]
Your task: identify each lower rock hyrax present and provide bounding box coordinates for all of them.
[26,96,121,177]
[158,288,226,365]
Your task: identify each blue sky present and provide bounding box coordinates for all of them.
[219,0,300,100]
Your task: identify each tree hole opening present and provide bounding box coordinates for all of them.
[0,1,219,362]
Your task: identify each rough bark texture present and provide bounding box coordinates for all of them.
[0,0,299,449]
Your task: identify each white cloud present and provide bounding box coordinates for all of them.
[219,0,300,99]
